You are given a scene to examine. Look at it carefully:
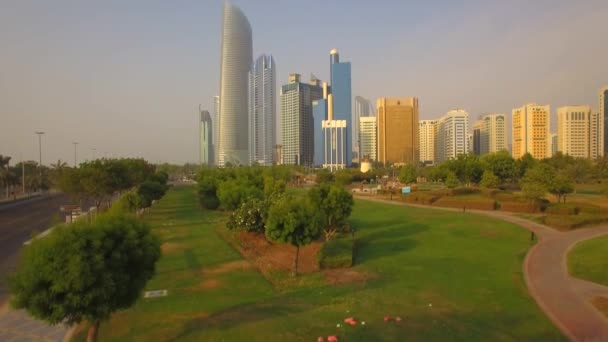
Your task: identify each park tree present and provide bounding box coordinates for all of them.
[226,198,266,233]
[481,151,517,182]
[520,164,554,203]
[480,170,501,189]
[308,184,354,239]
[516,153,537,179]
[137,180,167,208]
[548,173,574,203]
[445,171,459,189]
[398,164,417,184]
[9,214,161,342]
[217,178,263,210]
[316,169,334,184]
[266,196,323,275]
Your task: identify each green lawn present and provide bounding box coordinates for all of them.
[568,235,608,287]
[79,186,563,341]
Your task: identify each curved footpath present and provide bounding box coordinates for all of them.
[357,196,608,341]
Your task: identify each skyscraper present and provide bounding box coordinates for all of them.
[359,116,377,162]
[354,96,373,163]
[280,74,323,166]
[312,82,329,167]
[600,86,607,156]
[218,2,252,166]
[557,105,593,158]
[479,113,507,155]
[436,109,469,163]
[249,54,276,166]
[419,120,437,164]
[472,119,483,155]
[199,107,213,166]
[329,49,352,165]
[213,95,220,165]
[512,103,550,159]
[377,97,419,165]
[551,133,558,157]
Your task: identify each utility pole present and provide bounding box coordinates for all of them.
[73,142,79,167]
[35,131,44,192]
[91,148,96,160]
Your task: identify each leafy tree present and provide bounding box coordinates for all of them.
[137,181,167,207]
[226,198,266,233]
[481,151,517,182]
[263,175,286,200]
[316,169,334,184]
[516,153,537,179]
[266,196,322,275]
[9,214,161,342]
[308,184,354,239]
[480,170,501,189]
[398,164,417,184]
[520,164,554,202]
[217,179,262,210]
[565,158,592,184]
[548,173,574,203]
[445,171,459,189]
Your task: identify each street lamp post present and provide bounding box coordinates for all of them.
[35,131,44,192]
[91,148,97,160]
[73,142,79,167]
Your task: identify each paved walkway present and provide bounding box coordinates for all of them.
[357,196,608,341]
[0,304,71,341]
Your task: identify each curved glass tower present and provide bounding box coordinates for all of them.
[218,2,252,166]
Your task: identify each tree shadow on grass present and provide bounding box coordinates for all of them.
[353,224,428,266]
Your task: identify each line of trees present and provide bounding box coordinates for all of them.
[196,165,354,275]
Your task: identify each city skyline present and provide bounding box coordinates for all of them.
[1,1,608,164]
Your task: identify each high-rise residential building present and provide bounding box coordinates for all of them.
[248,54,276,166]
[329,49,352,165]
[557,106,594,158]
[599,86,607,156]
[377,97,419,165]
[354,96,373,163]
[280,74,323,166]
[436,109,469,163]
[550,133,558,157]
[359,116,377,161]
[472,120,483,155]
[213,96,220,165]
[218,2,252,166]
[478,113,508,155]
[419,120,437,164]
[511,103,550,159]
[199,108,213,166]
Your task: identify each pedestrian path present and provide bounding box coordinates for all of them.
[0,304,72,342]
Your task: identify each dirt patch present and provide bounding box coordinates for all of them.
[200,279,221,289]
[592,297,608,318]
[161,242,188,254]
[323,268,374,285]
[202,260,252,275]
[235,231,322,275]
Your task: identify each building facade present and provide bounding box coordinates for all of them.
[359,116,377,162]
[248,54,276,166]
[312,97,327,167]
[479,113,507,155]
[329,49,352,165]
[419,120,437,164]
[280,74,323,166]
[199,108,213,166]
[354,96,373,163]
[377,97,419,165]
[472,120,483,155]
[550,133,558,157]
[322,119,347,170]
[600,86,607,156]
[213,96,220,165]
[435,109,469,163]
[557,106,593,158]
[512,104,550,159]
[218,2,252,166]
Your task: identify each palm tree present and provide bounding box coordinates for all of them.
[0,155,12,198]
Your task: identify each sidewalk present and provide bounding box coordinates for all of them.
[0,303,73,342]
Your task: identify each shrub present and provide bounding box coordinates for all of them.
[545,203,580,216]
[226,198,266,233]
[318,238,355,269]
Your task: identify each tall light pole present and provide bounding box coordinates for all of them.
[35,131,44,191]
[73,142,79,167]
[91,148,97,160]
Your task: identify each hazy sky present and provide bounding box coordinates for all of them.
[1,0,607,164]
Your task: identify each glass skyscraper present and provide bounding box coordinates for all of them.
[313,98,327,167]
[218,2,252,166]
[329,49,352,166]
[249,54,276,166]
[199,108,213,166]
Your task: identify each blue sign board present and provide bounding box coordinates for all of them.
[401,186,411,194]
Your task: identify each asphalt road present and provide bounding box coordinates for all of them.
[0,194,70,306]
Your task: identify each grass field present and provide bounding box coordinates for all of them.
[568,235,608,287]
[76,186,563,341]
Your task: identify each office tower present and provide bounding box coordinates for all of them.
[213,96,220,165]
[419,120,437,164]
[550,133,558,157]
[360,116,377,161]
[248,54,276,166]
[436,109,469,163]
[312,82,329,167]
[218,2,252,166]
[354,96,373,163]
[322,93,348,170]
[467,133,474,154]
[512,104,550,159]
[478,114,508,155]
[329,49,352,165]
[472,120,483,155]
[377,97,419,165]
[273,145,283,165]
[599,86,607,156]
[280,74,323,165]
[199,108,213,166]
[557,106,593,158]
